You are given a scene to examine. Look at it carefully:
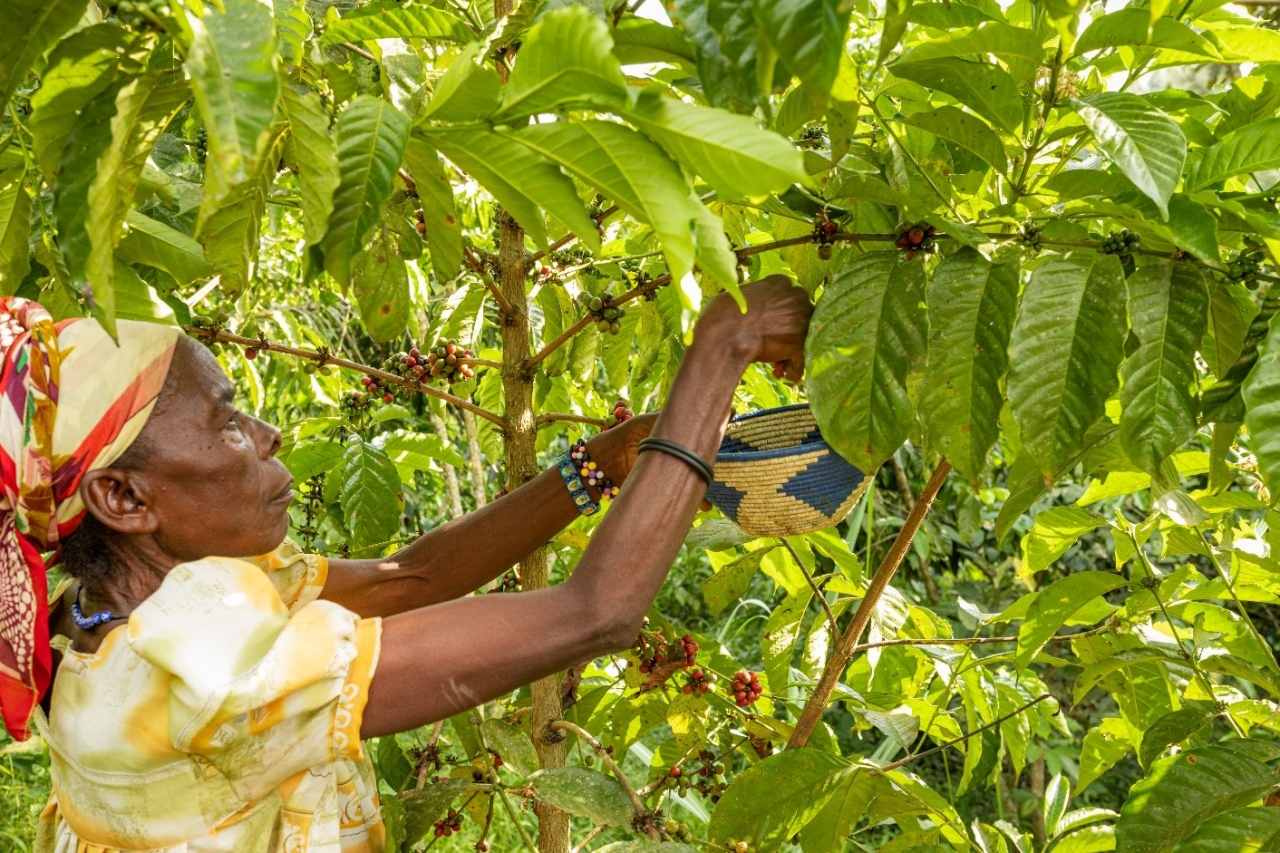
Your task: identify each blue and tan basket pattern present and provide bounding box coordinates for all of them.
[705,404,868,537]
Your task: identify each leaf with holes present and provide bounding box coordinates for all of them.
[1008,253,1126,478]
[352,231,409,342]
[806,250,928,472]
[920,248,1019,480]
[702,547,774,618]
[1069,93,1185,219]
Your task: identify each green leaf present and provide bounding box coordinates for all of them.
[513,121,722,289]
[496,6,628,119]
[0,0,89,109]
[0,169,31,291]
[116,210,213,286]
[402,779,470,845]
[1020,506,1108,577]
[85,70,190,333]
[1116,739,1280,853]
[401,138,463,282]
[708,750,856,852]
[109,259,179,326]
[755,0,850,90]
[1045,774,1071,837]
[280,84,339,248]
[319,1,472,45]
[611,17,697,66]
[528,767,634,827]
[54,77,125,284]
[1171,807,1280,853]
[1016,570,1127,669]
[377,429,467,474]
[800,772,879,853]
[417,127,595,252]
[1078,718,1132,794]
[1120,260,1209,476]
[877,0,914,66]
[28,24,135,177]
[186,0,281,189]
[1008,254,1127,479]
[806,251,928,472]
[285,439,345,482]
[891,58,1023,133]
[1069,93,1185,219]
[1075,9,1220,58]
[419,41,501,123]
[702,547,773,617]
[1054,826,1116,853]
[321,96,411,285]
[352,231,409,342]
[904,106,1008,173]
[1241,313,1280,497]
[480,719,539,777]
[1204,282,1253,380]
[920,248,1019,480]
[1138,705,1216,771]
[1185,118,1280,192]
[623,88,806,201]
[897,22,1046,64]
[339,437,402,550]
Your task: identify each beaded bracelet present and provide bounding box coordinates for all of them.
[560,438,620,516]
[558,458,599,516]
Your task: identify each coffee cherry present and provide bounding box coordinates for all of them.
[669,766,682,778]
[731,671,762,706]
[245,348,258,360]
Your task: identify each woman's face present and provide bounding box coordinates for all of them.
[116,335,295,562]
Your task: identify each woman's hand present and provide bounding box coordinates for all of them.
[584,413,657,489]
[694,275,813,380]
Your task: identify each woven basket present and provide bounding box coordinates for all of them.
[705,404,868,537]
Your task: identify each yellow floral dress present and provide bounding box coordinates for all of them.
[31,542,385,853]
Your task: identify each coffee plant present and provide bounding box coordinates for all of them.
[7,0,1280,851]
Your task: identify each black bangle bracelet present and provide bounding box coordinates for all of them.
[637,437,716,485]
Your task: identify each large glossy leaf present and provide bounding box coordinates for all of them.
[417,127,595,252]
[339,437,402,550]
[1120,260,1209,476]
[480,719,539,777]
[1075,9,1220,58]
[401,138,462,283]
[53,78,125,284]
[876,0,913,66]
[708,750,856,852]
[186,0,281,190]
[319,1,472,44]
[624,89,806,201]
[1138,705,1216,771]
[0,169,31,291]
[1185,118,1280,192]
[352,231,409,342]
[1069,93,1185,219]
[754,0,850,92]
[1020,505,1108,579]
[401,779,470,845]
[116,210,213,286]
[1015,571,1128,670]
[1116,739,1280,853]
[806,251,929,472]
[897,21,1046,64]
[497,7,628,119]
[528,767,634,827]
[891,58,1023,132]
[1242,312,1280,493]
[376,429,467,478]
[418,41,501,123]
[1078,718,1132,794]
[919,248,1018,480]
[280,84,339,248]
[1007,253,1127,479]
[85,70,190,333]
[799,771,879,853]
[904,106,1008,173]
[701,547,773,618]
[611,17,698,66]
[513,121,728,289]
[321,97,411,285]
[1172,807,1280,853]
[28,24,136,177]
[0,0,89,108]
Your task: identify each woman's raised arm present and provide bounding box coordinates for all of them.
[360,276,812,737]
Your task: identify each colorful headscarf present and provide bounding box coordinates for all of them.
[0,298,179,740]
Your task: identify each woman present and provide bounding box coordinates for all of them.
[0,276,811,852]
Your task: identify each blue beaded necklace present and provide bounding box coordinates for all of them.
[70,587,122,631]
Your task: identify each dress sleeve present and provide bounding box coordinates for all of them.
[250,538,329,613]
[125,556,381,804]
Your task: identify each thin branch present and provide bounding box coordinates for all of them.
[571,825,608,853]
[548,720,649,822]
[529,205,621,264]
[891,455,939,603]
[340,42,376,62]
[536,412,611,428]
[878,695,1051,773]
[189,327,507,428]
[780,539,840,639]
[463,244,518,320]
[787,461,953,749]
[496,787,539,853]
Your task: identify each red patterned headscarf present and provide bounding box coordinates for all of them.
[0,299,179,740]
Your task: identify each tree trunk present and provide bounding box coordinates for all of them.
[497,209,571,853]
[464,409,488,508]
[430,410,464,518]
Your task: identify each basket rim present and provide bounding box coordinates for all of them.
[728,402,812,425]
[715,438,859,467]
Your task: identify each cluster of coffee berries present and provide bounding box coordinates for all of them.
[579,291,627,335]
[610,400,633,428]
[681,667,715,695]
[354,374,393,403]
[663,818,696,842]
[194,128,208,165]
[813,212,839,261]
[495,568,521,593]
[1016,221,1042,254]
[895,222,939,260]
[725,841,751,853]
[432,809,464,838]
[190,308,230,329]
[390,343,475,385]
[1226,244,1266,290]
[489,750,504,770]
[798,125,828,148]
[634,625,699,673]
[297,475,326,549]
[1100,229,1140,260]
[341,387,374,413]
[106,0,168,31]
[687,749,729,802]
[411,209,426,237]
[535,263,555,281]
[731,671,762,707]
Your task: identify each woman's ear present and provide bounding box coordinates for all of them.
[79,469,159,536]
